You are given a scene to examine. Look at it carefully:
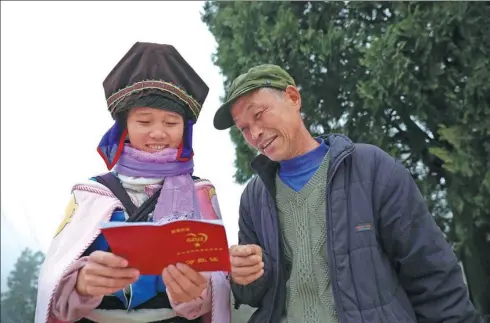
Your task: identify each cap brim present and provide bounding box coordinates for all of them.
[213,101,234,130]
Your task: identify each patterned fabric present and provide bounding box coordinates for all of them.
[275,153,338,323]
[108,80,201,120]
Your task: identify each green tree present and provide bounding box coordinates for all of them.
[358,2,490,313]
[202,1,489,314]
[1,248,45,323]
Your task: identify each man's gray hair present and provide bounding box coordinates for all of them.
[261,87,286,99]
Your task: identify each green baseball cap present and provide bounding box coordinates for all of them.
[213,64,296,130]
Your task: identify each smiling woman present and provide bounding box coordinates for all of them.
[34,42,231,323]
[127,107,185,153]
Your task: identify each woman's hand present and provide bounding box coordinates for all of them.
[76,251,140,297]
[162,263,209,303]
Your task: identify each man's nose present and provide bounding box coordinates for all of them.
[250,124,263,141]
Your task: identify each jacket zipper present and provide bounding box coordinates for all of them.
[44,205,121,323]
[325,147,355,323]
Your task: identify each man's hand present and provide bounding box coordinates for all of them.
[229,244,264,285]
[162,263,208,303]
[76,251,140,297]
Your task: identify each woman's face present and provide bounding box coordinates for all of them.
[126,107,184,152]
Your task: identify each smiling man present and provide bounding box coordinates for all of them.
[213,64,483,323]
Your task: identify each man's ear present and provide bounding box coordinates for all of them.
[285,85,301,112]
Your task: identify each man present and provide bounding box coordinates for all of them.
[213,64,483,323]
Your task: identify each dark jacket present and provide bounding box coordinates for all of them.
[231,134,482,323]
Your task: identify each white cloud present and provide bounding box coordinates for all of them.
[1,1,245,262]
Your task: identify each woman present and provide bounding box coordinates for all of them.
[35,42,231,323]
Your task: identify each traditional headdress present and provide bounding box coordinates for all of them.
[97,42,209,169]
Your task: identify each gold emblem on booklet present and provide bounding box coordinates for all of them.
[186,232,209,248]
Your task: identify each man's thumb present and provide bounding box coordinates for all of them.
[249,244,262,256]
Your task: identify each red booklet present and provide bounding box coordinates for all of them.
[100,219,231,275]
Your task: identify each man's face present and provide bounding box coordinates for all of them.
[231,86,303,161]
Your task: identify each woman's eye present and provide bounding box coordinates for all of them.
[137,120,150,124]
[166,122,178,126]
[255,111,263,119]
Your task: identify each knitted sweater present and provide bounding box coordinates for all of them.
[276,153,339,323]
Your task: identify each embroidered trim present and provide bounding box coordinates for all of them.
[107,80,200,119]
[45,205,120,323]
[73,185,114,198]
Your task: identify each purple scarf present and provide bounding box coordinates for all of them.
[115,144,200,223]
